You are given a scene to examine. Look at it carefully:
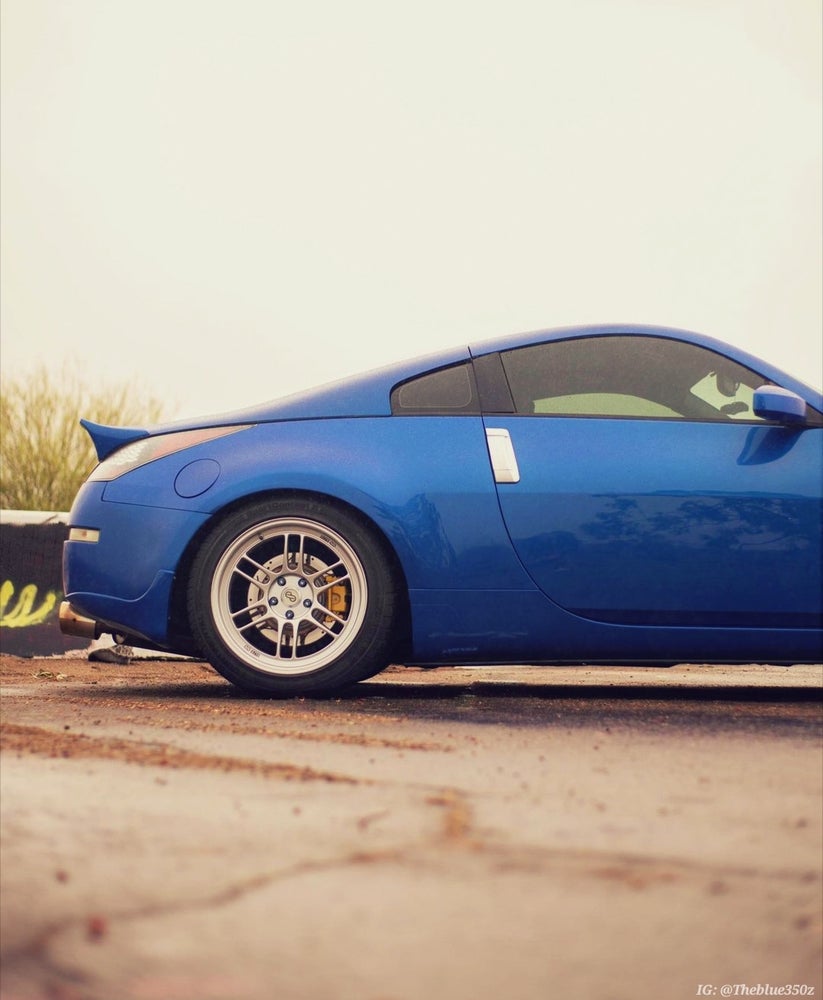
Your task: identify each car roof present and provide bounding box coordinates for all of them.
[157,324,822,431]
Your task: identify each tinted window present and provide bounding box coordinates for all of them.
[500,335,774,422]
[391,363,479,414]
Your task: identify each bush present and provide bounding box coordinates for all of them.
[0,366,167,511]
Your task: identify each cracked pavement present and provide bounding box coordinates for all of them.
[1,655,821,1000]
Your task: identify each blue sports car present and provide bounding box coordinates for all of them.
[60,325,823,694]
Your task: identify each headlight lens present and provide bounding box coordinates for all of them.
[87,425,251,481]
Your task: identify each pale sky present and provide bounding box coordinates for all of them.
[2,0,821,421]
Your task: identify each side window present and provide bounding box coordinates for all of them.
[499,335,773,422]
[391,362,479,415]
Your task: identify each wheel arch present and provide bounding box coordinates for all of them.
[168,488,413,660]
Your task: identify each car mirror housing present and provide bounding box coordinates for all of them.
[752,385,807,424]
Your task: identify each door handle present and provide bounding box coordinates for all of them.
[485,428,520,484]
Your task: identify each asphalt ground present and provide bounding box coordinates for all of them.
[1,655,821,1000]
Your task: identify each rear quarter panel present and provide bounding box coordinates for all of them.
[99,416,534,593]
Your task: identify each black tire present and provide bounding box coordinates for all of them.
[187,497,400,696]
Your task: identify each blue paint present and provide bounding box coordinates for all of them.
[63,325,823,665]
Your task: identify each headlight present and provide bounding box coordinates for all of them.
[87,425,251,482]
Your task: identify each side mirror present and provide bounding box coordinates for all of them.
[752,386,807,425]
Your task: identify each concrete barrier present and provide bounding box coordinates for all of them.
[0,510,88,656]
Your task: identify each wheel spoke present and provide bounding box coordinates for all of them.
[308,614,340,638]
[278,623,296,658]
[307,558,343,582]
[311,567,350,595]
[284,532,306,572]
[232,567,269,591]
[236,554,272,584]
[236,612,273,634]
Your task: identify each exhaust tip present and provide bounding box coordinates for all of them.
[59,601,101,639]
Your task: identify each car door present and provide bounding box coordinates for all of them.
[481,334,822,629]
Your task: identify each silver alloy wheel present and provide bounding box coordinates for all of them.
[209,517,369,676]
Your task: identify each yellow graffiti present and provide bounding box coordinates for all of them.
[0,580,58,628]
